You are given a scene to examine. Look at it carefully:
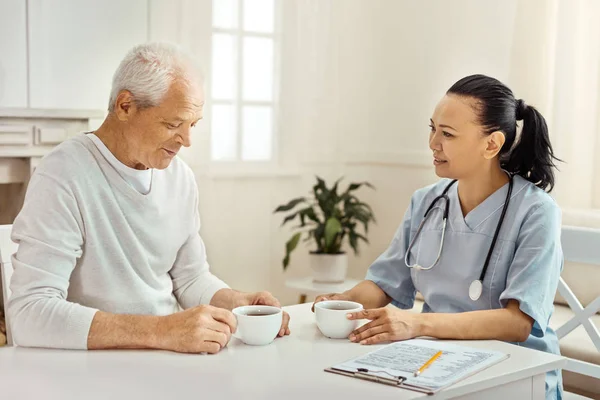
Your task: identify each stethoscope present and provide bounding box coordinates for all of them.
[404,173,514,301]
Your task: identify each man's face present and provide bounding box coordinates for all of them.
[118,79,204,170]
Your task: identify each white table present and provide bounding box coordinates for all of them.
[0,303,565,400]
[285,277,361,303]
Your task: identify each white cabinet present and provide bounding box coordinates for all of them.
[0,108,103,223]
[28,0,148,110]
[0,0,28,108]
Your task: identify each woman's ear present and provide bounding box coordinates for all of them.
[483,131,506,160]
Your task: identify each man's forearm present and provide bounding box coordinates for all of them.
[209,288,245,310]
[87,289,247,350]
[87,311,161,350]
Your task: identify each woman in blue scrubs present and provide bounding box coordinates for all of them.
[314,74,563,399]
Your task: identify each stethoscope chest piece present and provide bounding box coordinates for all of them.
[469,280,483,301]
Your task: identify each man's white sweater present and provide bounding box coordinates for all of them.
[8,134,228,349]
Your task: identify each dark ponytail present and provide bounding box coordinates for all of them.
[447,74,561,192]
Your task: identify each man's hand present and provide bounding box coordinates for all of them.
[156,305,237,354]
[243,291,291,337]
[211,289,290,337]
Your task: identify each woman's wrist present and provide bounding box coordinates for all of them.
[417,312,434,337]
[341,290,355,302]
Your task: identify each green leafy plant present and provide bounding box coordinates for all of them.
[274,176,376,270]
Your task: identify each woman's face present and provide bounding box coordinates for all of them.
[429,94,502,180]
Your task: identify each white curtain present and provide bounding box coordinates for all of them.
[509,0,600,226]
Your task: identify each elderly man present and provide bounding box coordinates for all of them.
[8,42,289,353]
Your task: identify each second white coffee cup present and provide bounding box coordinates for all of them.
[315,300,363,339]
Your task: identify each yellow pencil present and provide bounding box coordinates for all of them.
[414,350,443,377]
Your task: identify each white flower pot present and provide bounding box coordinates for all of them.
[309,253,348,283]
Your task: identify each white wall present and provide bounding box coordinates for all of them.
[27,0,148,110]
[0,0,28,108]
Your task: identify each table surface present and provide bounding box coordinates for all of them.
[0,303,565,400]
[284,276,361,294]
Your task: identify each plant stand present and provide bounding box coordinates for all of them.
[284,277,361,304]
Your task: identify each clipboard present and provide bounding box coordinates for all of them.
[325,367,433,394]
[324,339,509,394]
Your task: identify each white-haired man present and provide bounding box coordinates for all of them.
[8,42,290,353]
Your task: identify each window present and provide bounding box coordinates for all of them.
[210,0,279,162]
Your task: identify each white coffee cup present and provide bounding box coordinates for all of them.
[232,305,282,346]
[315,300,363,339]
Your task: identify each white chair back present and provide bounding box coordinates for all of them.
[558,225,600,380]
[0,224,16,346]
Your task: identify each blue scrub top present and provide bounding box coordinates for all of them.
[366,175,563,399]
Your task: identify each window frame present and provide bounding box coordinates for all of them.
[208,0,282,168]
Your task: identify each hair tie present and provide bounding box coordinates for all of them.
[516,99,527,121]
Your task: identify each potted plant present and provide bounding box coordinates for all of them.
[274,176,376,283]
